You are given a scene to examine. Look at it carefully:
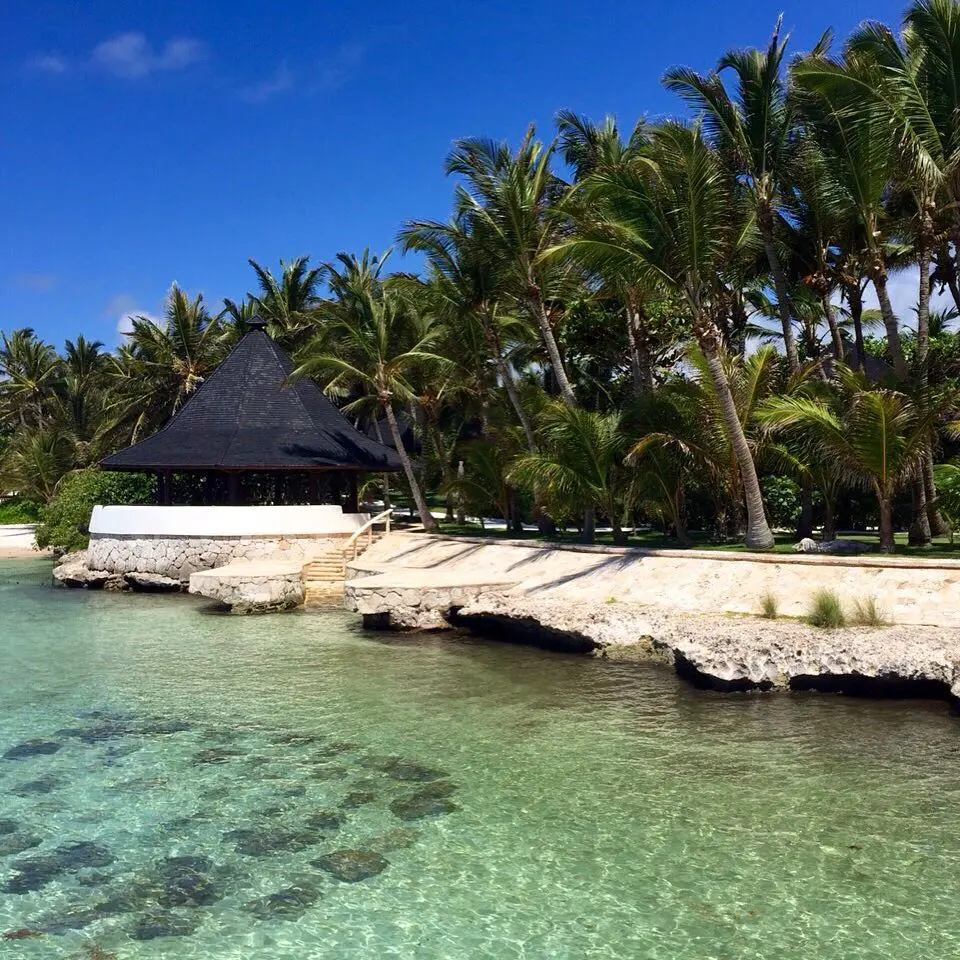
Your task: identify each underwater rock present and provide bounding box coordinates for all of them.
[363,827,421,853]
[309,765,349,780]
[35,906,103,934]
[136,719,192,735]
[192,747,245,765]
[0,831,42,857]
[243,881,321,921]
[304,811,344,831]
[10,775,61,796]
[5,842,115,893]
[158,860,221,907]
[387,763,447,783]
[340,791,376,809]
[79,722,130,744]
[0,818,19,835]
[408,779,458,799]
[2,928,44,940]
[270,733,320,747]
[278,785,306,798]
[312,849,389,883]
[56,842,115,870]
[132,912,200,940]
[314,741,358,759]
[389,793,459,822]
[357,754,400,771]
[226,828,322,857]
[76,870,112,887]
[3,740,61,760]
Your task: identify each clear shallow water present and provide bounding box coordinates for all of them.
[1,560,959,959]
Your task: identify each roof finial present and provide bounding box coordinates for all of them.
[248,314,267,331]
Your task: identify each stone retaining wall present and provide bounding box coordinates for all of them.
[88,535,339,582]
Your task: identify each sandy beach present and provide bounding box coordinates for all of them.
[0,524,51,559]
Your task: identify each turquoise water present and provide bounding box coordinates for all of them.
[1,560,959,958]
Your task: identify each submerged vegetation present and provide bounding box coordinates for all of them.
[6,1,960,554]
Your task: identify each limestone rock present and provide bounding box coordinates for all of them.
[123,572,183,593]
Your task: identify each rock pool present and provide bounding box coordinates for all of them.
[1,558,959,958]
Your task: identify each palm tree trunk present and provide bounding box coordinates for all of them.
[917,211,934,385]
[923,449,950,536]
[870,261,908,379]
[909,479,931,545]
[371,419,392,509]
[822,494,837,542]
[760,224,800,375]
[581,505,596,544]
[625,293,654,395]
[822,293,844,363]
[847,281,866,373]
[878,492,895,554]
[528,286,577,407]
[610,512,627,546]
[697,327,775,550]
[483,312,538,452]
[383,401,437,533]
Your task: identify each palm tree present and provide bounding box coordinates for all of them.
[0,328,61,428]
[562,121,776,549]
[110,284,226,440]
[248,256,325,348]
[446,128,580,407]
[793,41,909,379]
[664,18,804,374]
[398,215,540,452]
[509,402,632,543]
[291,252,450,533]
[759,367,941,551]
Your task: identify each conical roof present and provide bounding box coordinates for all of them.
[100,329,402,473]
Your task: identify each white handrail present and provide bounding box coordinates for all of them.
[346,508,393,559]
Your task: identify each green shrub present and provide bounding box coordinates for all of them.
[852,596,888,627]
[761,475,801,530]
[759,591,778,619]
[0,497,40,524]
[35,467,154,554]
[807,589,846,629]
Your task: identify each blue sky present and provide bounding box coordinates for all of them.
[3,0,913,348]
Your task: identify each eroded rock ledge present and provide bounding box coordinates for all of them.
[452,594,960,701]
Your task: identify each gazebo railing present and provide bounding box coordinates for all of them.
[346,508,393,560]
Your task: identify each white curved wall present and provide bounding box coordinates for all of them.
[90,504,370,538]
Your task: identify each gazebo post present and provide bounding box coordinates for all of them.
[160,471,172,506]
[273,472,283,506]
[227,472,241,506]
[346,473,359,514]
[308,473,320,505]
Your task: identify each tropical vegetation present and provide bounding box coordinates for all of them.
[5,0,960,555]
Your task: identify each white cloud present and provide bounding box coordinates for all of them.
[309,42,365,94]
[13,272,58,291]
[105,294,161,335]
[30,54,68,74]
[91,32,205,79]
[239,61,294,103]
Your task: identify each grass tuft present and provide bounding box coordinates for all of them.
[759,591,778,619]
[851,595,889,627]
[807,589,846,629]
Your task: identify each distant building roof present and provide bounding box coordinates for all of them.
[100,327,402,473]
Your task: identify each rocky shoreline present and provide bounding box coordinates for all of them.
[51,551,182,593]
[452,594,960,701]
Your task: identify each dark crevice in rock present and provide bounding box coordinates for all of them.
[788,673,955,700]
[448,612,596,654]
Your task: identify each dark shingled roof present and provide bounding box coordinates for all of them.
[100,328,402,473]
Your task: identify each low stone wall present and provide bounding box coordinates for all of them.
[88,535,339,582]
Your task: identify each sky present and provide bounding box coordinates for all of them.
[2,0,928,349]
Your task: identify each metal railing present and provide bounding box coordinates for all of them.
[345,508,393,560]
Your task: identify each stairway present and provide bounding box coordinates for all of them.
[301,533,386,606]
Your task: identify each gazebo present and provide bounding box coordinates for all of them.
[100,319,401,511]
